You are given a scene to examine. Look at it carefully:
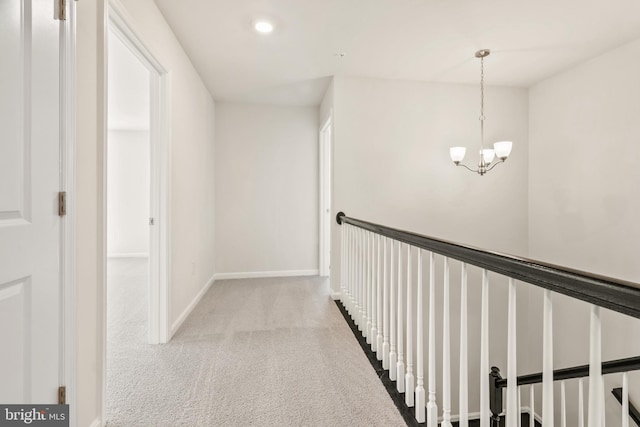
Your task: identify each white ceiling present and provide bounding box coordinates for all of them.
[153,0,640,106]
[108,31,150,130]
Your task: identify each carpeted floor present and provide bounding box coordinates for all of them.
[106,258,405,426]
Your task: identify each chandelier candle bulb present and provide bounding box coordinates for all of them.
[449,49,513,175]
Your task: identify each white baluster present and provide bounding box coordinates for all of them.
[578,379,584,427]
[415,249,426,422]
[518,386,522,427]
[507,278,518,427]
[366,231,373,344]
[529,384,535,427]
[370,233,378,351]
[360,229,367,330]
[480,269,490,427]
[397,243,405,392]
[347,226,352,315]
[405,245,415,407]
[340,222,345,297]
[354,228,362,331]
[383,237,390,369]
[362,231,368,339]
[588,305,602,427]
[355,228,362,331]
[440,256,451,427]
[542,289,554,427]
[623,373,629,427]
[459,263,469,427]
[376,234,383,359]
[389,239,397,380]
[560,381,566,427]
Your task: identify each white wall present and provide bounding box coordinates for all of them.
[76,0,216,425]
[330,75,530,415]
[215,103,319,276]
[107,130,150,256]
[528,37,640,424]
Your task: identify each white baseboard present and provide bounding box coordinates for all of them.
[214,269,319,280]
[170,273,216,338]
[89,418,101,427]
[106,252,149,258]
[329,290,342,300]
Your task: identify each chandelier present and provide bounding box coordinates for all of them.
[449,49,512,175]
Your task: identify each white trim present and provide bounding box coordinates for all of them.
[60,1,77,426]
[214,270,319,280]
[107,252,149,258]
[318,111,332,278]
[107,0,171,346]
[169,274,216,338]
[329,290,342,300]
[89,418,101,427]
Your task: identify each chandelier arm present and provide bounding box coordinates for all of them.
[457,163,478,173]
[485,159,506,173]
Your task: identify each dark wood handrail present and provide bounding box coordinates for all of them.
[494,356,640,388]
[336,212,640,319]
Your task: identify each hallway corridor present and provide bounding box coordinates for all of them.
[106,261,404,426]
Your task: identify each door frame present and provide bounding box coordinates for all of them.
[107,0,171,346]
[61,1,77,425]
[318,112,332,277]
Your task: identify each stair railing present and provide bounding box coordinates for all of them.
[336,212,640,427]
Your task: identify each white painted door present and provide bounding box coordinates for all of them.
[0,0,63,403]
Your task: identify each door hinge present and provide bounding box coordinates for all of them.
[58,386,66,404]
[54,0,66,20]
[58,191,67,217]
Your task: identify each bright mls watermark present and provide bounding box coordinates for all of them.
[0,405,69,426]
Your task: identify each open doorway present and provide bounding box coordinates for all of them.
[319,114,332,277]
[104,5,171,424]
[106,26,152,421]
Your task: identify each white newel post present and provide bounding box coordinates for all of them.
[480,269,490,427]
[383,237,390,369]
[440,256,451,427]
[376,234,383,360]
[588,305,603,427]
[518,387,522,427]
[389,239,397,380]
[397,242,405,392]
[506,278,518,427]
[347,226,353,315]
[415,249,426,423]
[459,263,469,427]
[542,289,554,427]
[405,245,415,407]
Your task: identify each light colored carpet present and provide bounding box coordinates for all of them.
[106,259,405,427]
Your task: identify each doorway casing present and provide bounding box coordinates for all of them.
[319,112,332,279]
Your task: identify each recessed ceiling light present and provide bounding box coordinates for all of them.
[254,21,274,34]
